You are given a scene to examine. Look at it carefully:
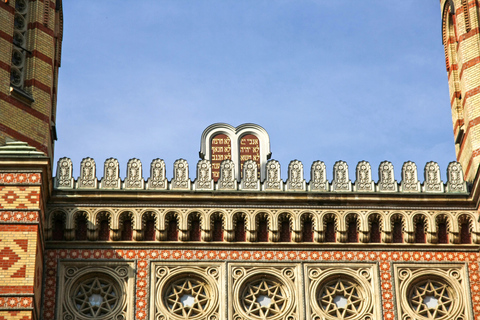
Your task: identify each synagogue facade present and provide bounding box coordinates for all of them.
[1,1,480,320]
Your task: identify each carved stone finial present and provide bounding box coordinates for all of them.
[332,161,352,192]
[263,160,283,191]
[446,161,467,192]
[194,160,214,190]
[377,161,398,192]
[286,160,306,191]
[354,161,374,192]
[55,157,74,189]
[217,159,237,190]
[124,158,144,189]
[100,158,121,189]
[241,160,260,191]
[308,161,329,192]
[400,161,420,192]
[146,159,167,190]
[77,157,97,189]
[423,161,444,192]
[171,159,191,190]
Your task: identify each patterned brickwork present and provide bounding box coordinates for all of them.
[0,186,40,209]
[0,311,32,320]
[0,0,62,159]
[0,227,38,289]
[43,248,480,320]
[443,0,480,181]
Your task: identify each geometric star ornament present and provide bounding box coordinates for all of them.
[165,277,209,318]
[318,278,363,319]
[73,277,119,317]
[409,279,452,318]
[241,278,287,318]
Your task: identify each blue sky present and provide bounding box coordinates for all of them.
[55,1,454,182]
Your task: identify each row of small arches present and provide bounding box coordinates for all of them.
[46,208,478,244]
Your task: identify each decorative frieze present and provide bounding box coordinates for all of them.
[54,158,468,194]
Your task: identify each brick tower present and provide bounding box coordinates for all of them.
[442,0,480,181]
[0,1,62,319]
[0,0,63,160]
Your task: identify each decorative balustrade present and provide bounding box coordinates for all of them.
[54,157,468,193]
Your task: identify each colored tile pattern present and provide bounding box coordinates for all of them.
[43,248,480,320]
[0,212,38,223]
[0,173,41,185]
[0,297,33,309]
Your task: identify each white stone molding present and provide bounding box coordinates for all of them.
[308,160,329,192]
[423,161,444,192]
[446,161,467,192]
[377,161,398,192]
[146,159,168,190]
[332,160,352,192]
[240,159,260,191]
[77,157,97,189]
[217,159,237,190]
[400,161,421,192]
[55,157,74,189]
[123,158,144,190]
[263,160,283,191]
[286,160,306,191]
[194,160,214,190]
[354,161,374,192]
[199,123,272,181]
[170,159,191,190]
[100,158,121,189]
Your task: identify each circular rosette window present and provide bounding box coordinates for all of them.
[407,277,458,320]
[68,273,124,319]
[310,271,373,320]
[235,271,295,320]
[160,273,217,319]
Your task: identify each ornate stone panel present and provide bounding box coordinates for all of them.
[263,160,283,191]
[423,161,444,193]
[393,263,472,320]
[401,161,421,192]
[56,261,135,320]
[171,159,191,190]
[286,160,306,191]
[308,161,329,192]
[241,160,260,191]
[77,157,97,189]
[151,262,223,320]
[304,263,380,320]
[217,160,237,190]
[147,159,168,190]
[354,161,374,192]
[332,161,352,192]
[194,160,214,190]
[229,263,301,320]
[124,158,144,190]
[377,161,398,192]
[55,157,74,189]
[100,158,121,189]
[446,161,467,193]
